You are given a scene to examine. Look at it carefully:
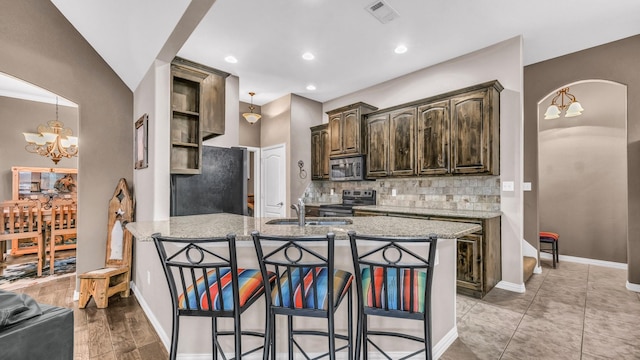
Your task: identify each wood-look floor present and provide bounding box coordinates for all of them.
[9,275,168,360]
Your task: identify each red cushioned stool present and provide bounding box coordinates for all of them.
[539,231,559,268]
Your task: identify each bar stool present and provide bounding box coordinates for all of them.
[539,231,559,268]
[348,231,438,360]
[251,231,354,360]
[152,233,274,360]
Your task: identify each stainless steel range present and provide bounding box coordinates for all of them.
[318,189,376,217]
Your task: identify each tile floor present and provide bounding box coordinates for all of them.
[441,261,640,360]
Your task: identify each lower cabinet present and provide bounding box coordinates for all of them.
[353,210,501,298]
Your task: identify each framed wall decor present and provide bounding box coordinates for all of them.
[135,114,148,169]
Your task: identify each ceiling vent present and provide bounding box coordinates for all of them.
[365,0,400,24]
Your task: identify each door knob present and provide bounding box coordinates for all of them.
[277,202,284,206]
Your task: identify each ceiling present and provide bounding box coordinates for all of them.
[49,0,640,106]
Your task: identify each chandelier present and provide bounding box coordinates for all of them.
[242,92,261,124]
[544,87,584,120]
[23,97,78,164]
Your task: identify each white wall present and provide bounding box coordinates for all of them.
[289,94,322,205]
[133,60,171,221]
[323,36,525,288]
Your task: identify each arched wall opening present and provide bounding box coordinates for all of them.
[537,80,627,263]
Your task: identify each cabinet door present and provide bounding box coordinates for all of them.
[456,233,483,292]
[342,109,360,155]
[389,107,416,176]
[365,114,390,177]
[321,130,330,178]
[311,131,322,179]
[417,100,450,175]
[201,73,226,139]
[329,113,343,156]
[450,89,491,174]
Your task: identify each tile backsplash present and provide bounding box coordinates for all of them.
[306,176,501,212]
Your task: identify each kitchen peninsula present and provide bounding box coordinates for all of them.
[127,213,480,357]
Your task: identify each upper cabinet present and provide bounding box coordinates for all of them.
[310,124,330,180]
[170,58,229,174]
[365,107,416,178]
[417,100,450,175]
[450,88,500,175]
[365,80,502,178]
[327,102,377,158]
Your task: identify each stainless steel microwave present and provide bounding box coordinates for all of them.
[329,156,365,181]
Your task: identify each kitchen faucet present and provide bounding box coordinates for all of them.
[290,198,306,226]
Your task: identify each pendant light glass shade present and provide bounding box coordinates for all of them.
[564,101,584,117]
[242,92,261,124]
[543,105,561,120]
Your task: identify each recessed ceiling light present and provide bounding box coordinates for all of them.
[224,55,238,63]
[302,52,315,61]
[394,45,408,54]
[306,84,316,91]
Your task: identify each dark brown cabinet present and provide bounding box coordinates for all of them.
[170,64,205,174]
[310,124,330,180]
[364,80,502,178]
[353,209,501,298]
[417,100,450,175]
[327,103,377,157]
[365,107,416,177]
[450,88,499,174]
[365,113,390,177]
[170,58,230,174]
[389,107,416,176]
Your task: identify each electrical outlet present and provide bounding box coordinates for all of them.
[391,188,397,196]
[523,182,532,191]
[502,181,515,192]
[147,271,151,285]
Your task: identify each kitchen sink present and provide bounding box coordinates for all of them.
[265,218,353,226]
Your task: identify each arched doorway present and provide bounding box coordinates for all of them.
[537,80,627,264]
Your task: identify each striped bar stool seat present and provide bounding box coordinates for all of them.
[348,231,438,360]
[539,231,560,268]
[153,233,275,360]
[252,231,354,360]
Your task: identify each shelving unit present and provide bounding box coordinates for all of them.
[170,65,206,174]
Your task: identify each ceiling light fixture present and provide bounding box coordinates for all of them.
[224,55,238,63]
[242,92,261,125]
[394,44,408,54]
[23,97,78,164]
[306,84,316,91]
[302,52,315,60]
[544,87,585,119]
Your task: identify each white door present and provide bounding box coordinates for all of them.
[261,143,286,217]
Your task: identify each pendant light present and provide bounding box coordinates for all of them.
[243,92,261,124]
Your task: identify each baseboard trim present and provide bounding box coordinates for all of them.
[539,253,627,269]
[130,281,171,350]
[626,281,640,293]
[495,281,526,293]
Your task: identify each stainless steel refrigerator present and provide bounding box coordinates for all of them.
[170,146,247,216]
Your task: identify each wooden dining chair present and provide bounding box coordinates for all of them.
[78,178,134,309]
[48,199,77,275]
[0,200,45,276]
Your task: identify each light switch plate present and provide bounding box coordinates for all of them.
[502,181,515,192]
[391,188,397,196]
[523,182,532,191]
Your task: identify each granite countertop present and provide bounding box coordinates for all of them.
[126,213,481,241]
[352,205,502,219]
